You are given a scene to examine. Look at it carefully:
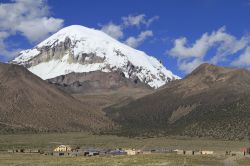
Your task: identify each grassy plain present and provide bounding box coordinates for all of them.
[0,153,228,166]
[0,132,250,165]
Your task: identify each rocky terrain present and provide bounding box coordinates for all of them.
[47,70,152,94]
[47,70,153,112]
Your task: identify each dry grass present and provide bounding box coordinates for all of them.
[1,132,250,165]
[1,132,250,152]
[0,153,226,166]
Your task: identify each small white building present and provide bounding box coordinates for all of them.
[174,149,185,155]
[125,149,136,155]
[54,145,72,152]
[201,151,214,155]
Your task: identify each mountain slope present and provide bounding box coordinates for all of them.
[47,71,153,112]
[105,64,250,140]
[0,62,113,133]
[12,25,179,88]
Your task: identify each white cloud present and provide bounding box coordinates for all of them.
[146,16,160,27]
[125,30,153,48]
[178,58,204,74]
[231,47,250,67]
[168,27,250,73]
[0,0,64,57]
[101,22,123,40]
[122,14,146,27]
[122,14,159,28]
[0,32,9,40]
[101,14,158,46]
[17,17,64,42]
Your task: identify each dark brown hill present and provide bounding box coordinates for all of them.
[105,63,250,140]
[0,63,113,133]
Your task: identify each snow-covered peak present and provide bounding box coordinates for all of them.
[38,25,120,47]
[12,25,180,88]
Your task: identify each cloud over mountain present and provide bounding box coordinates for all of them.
[232,47,250,68]
[125,30,153,48]
[0,0,64,57]
[101,14,158,47]
[168,27,250,73]
[122,14,159,28]
[101,22,123,40]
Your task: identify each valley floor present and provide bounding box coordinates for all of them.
[1,132,250,165]
[0,153,239,166]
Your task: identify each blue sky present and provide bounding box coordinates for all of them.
[0,0,250,77]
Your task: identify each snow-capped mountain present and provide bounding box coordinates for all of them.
[12,25,179,88]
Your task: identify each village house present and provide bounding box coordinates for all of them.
[230,151,245,156]
[174,149,185,155]
[7,149,14,153]
[240,147,250,155]
[124,149,136,155]
[84,150,100,156]
[7,148,41,154]
[201,151,214,155]
[175,149,214,155]
[194,151,202,155]
[54,145,72,152]
[109,149,127,155]
[186,150,195,155]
